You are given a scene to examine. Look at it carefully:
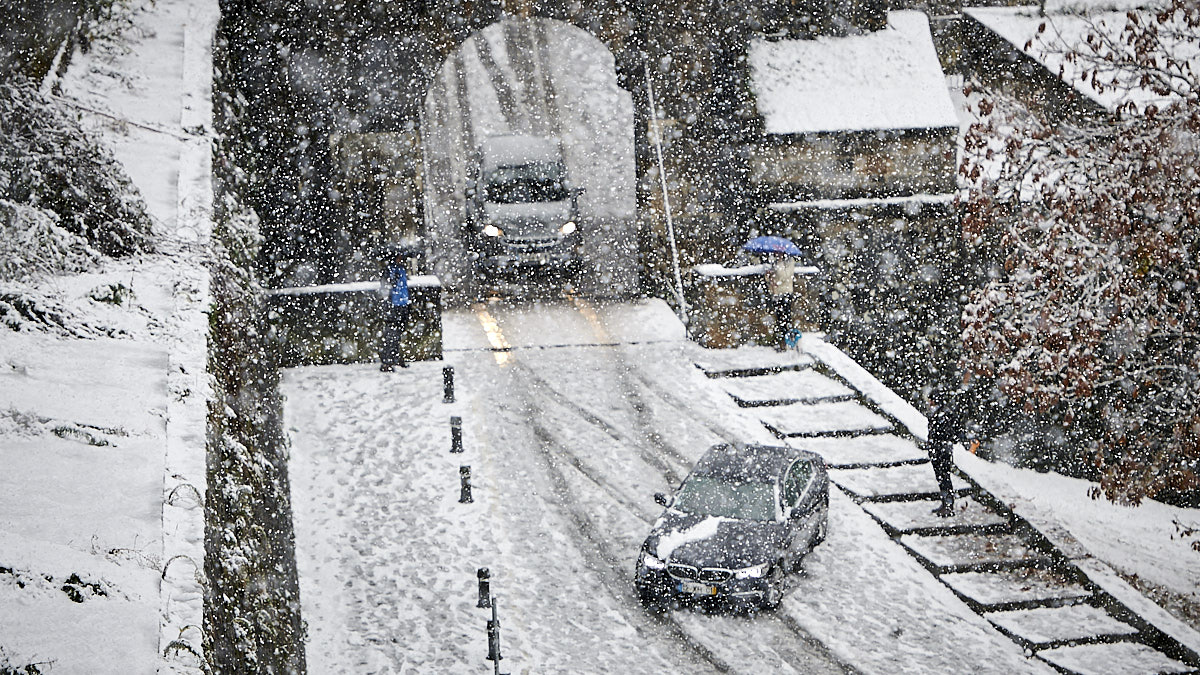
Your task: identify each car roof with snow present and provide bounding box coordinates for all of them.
[693,443,819,482]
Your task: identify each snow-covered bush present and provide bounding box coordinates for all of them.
[0,76,151,262]
[960,0,1200,506]
[0,646,47,675]
[0,199,99,281]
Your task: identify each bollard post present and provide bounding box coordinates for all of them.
[477,567,491,608]
[450,416,463,454]
[486,599,502,673]
[443,365,455,403]
[459,466,473,503]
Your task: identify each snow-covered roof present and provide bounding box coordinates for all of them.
[966,6,1195,113]
[748,11,960,135]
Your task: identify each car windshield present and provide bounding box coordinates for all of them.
[673,476,776,521]
[485,162,569,203]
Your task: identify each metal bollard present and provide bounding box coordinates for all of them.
[459,466,473,503]
[477,567,491,608]
[486,600,502,668]
[443,365,455,403]
[450,416,463,454]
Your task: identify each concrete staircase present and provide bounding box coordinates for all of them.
[694,345,1200,675]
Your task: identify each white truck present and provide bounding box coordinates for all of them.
[464,134,583,277]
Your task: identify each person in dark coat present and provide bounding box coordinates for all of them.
[379,253,411,371]
[926,387,973,516]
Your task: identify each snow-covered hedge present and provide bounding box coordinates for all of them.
[0,199,98,280]
[0,77,151,270]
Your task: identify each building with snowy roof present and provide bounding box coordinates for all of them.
[746,10,960,205]
[740,10,966,392]
[962,6,1115,123]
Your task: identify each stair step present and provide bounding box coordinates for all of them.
[760,399,894,437]
[987,604,1137,645]
[832,464,970,500]
[942,568,1091,608]
[864,495,1006,532]
[1038,641,1195,675]
[720,369,854,405]
[791,434,927,468]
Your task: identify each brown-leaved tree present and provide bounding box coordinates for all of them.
[959,0,1200,510]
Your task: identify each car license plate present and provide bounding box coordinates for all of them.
[677,580,717,596]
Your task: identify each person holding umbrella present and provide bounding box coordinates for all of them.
[379,249,412,371]
[743,236,802,351]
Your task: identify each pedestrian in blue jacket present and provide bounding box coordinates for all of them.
[380,253,411,371]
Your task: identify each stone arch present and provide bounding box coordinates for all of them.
[419,15,639,296]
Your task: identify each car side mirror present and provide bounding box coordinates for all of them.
[654,492,671,507]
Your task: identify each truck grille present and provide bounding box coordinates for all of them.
[504,236,558,251]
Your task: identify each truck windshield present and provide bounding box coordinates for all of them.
[485,162,569,204]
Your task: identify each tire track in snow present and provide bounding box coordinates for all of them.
[497,365,735,674]
[513,359,688,487]
[509,357,849,675]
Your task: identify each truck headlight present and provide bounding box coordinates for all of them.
[733,562,770,579]
[560,221,577,235]
[483,224,503,237]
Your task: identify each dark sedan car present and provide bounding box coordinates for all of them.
[634,443,829,611]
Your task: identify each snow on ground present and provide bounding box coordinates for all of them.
[0,0,216,671]
[961,452,1200,607]
[748,11,959,135]
[287,297,1164,674]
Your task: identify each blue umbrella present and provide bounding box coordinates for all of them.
[743,235,801,257]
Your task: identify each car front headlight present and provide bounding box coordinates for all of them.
[560,221,577,235]
[483,224,503,237]
[640,550,666,570]
[733,562,771,579]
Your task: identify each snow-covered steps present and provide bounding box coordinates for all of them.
[694,339,1200,675]
[942,569,1092,611]
[864,496,1009,535]
[901,532,1055,574]
[790,434,927,468]
[694,348,816,376]
[830,462,972,501]
[759,400,894,438]
[718,369,855,407]
[1038,642,1196,675]
[986,604,1138,648]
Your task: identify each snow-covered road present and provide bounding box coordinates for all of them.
[283,298,1077,674]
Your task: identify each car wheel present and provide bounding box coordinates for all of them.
[637,583,668,614]
[814,513,828,546]
[761,565,785,610]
